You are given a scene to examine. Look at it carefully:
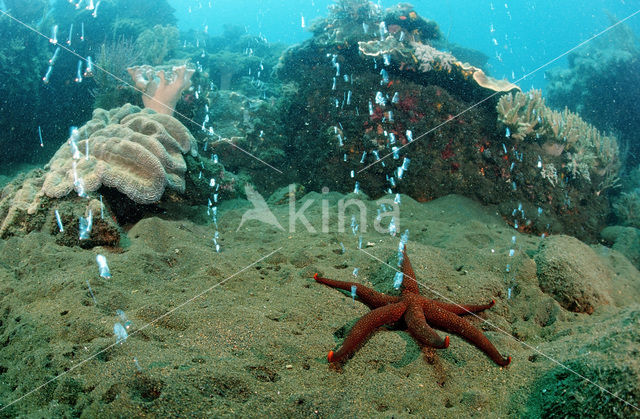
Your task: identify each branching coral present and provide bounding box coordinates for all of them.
[497,89,621,187]
[496,89,546,141]
[411,41,457,72]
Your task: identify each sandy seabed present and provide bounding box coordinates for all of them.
[0,191,639,417]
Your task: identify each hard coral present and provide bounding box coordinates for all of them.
[411,41,519,92]
[42,105,197,205]
[0,171,46,238]
[497,89,620,186]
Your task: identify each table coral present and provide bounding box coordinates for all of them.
[42,105,196,205]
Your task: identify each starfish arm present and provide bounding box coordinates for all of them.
[400,249,420,294]
[328,301,408,363]
[423,302,511,366]
[431,299,496,316]
[314,273,399,308]
[405,301,449,349]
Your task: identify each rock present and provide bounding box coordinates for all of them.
[601,225,640,269]
[523,305,640,417]
[534,235,613,314]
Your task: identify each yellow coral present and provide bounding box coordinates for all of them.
[497,89,620,186]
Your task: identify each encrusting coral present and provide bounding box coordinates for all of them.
[42,104,197,205]
[127,64,195,115]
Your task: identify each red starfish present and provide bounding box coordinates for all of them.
[314,249,511,367]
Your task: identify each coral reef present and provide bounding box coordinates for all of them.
[128,65,195,115]
[497,89,621,187]
[273,1,613,240]
[135,24,180,66]
[276,1,516,199]
[42,104,197,204]
[93,37,143,109]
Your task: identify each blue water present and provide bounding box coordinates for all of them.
[0,0,638,171]
[170,0,640,91]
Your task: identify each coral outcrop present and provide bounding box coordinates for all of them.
[276,1,519,205]
[128,64,195,115]
[497,89,620,188]
[43,104,197,205]
[0,169,121,246]
[274,1,615,240]
[0,171,46,238]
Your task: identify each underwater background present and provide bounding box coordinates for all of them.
[0,0,640,417]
